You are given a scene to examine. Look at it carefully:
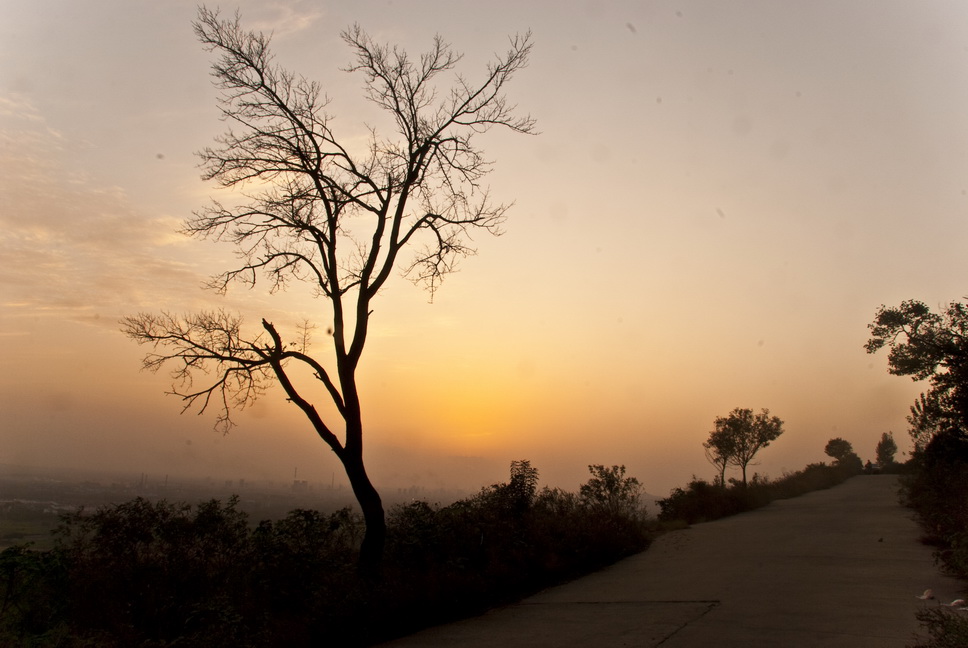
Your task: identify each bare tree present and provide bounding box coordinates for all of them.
[121,8,534,570]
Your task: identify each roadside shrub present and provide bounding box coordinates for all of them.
[902,429,968,578]
[657,462,859,524]
[909,606,968,648]
[54,496,258,647]
[8,454,862,647]
[0,460,656,647]
[0,544,68,642]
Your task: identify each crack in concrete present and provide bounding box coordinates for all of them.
[654,600,721,646]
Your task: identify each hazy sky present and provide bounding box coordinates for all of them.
[2,0,967,497]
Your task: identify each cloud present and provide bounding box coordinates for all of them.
[245,1,324,38]
[0,94,204,324]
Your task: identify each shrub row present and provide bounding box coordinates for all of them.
[657,460,864,524]
[0,464,650,647]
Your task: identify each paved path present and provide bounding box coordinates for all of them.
[380,475,966,647]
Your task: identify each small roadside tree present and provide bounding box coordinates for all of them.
[121,8,534,571]
[875,431,898,467]
[506,459,540,512]
[579,465,642,517]
[703,428,736,488]
[711,408,784,487]
[824,438,854,463]
[824,437,863,473]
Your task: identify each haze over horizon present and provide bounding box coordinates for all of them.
[2,0,966,498]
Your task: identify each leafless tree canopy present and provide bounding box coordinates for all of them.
[189,9,534,299]
[124,8,533,434]
[122,8,533,565]
[122,311,340,443]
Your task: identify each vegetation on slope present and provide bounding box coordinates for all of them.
[0,462,649,647]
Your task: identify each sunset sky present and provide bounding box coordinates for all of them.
[3,0,967,497]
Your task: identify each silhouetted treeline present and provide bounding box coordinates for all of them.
[0,462,649,647]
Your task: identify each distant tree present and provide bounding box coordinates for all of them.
[866,299,968,448]
[875,432,898,466]
[824,438,854,463]
[824,437,863,474]
[508,459,539,510]
[121,8,534,571]
[704,427,737,488]
[711,408,784,486]
[579,465,642,517]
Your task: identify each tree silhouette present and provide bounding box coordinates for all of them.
[710,408,784,486]
[703,428,736,487]
[824,437,863,474]
[824,438,854,463]
[579,464,642,516]
[122,7,534,570]
[867,299,968,449]
[875,432,898,466]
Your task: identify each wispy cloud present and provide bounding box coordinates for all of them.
[245,1,324,38]
[0,95,205,325]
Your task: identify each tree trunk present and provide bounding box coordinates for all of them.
[343,454,386,576]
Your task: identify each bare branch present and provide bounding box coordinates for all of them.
[121,310,273,433]
[125,12,533,565]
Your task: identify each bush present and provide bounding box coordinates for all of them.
[902,429,968,578]
[657,462,859,525]
[0,461,655,647]
[658,478,756,523]
[54,496,260,647]
[909,607,968,648]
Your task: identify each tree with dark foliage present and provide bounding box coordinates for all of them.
[866,299,968,448]
[710,408,784,486]
[824,437,854,463]
[824,437,863,474]
[875,431,898,467]
[704,427,737,487]
[122,8,534,571]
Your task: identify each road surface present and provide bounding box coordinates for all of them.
[379,475,965,647]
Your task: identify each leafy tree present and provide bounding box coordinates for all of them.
[824,437,854,463]
[875,431,898,466]
[908,392,946,452]
[711,408,784,486]
[866,299,968,448]
[121,9,534,570]
[703,427,737,487]
[508,459,540,509]
[578,465,641,517]
[824,437,863,474]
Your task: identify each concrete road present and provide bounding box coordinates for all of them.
[379,475,966,647]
